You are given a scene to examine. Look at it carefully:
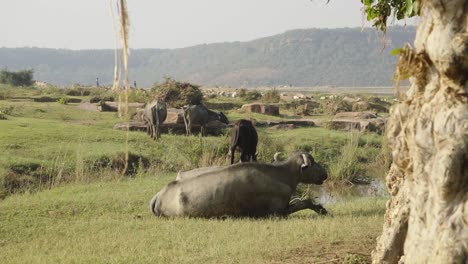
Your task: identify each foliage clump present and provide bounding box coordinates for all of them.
[0,69,34,86]
[86,152,150,176]
[241,90,262,101]
[1,162,46,197]
[262,89,280,103]
[57,96,70,105]
[151,77,203,107]
[0,106,14,119]
[64,88,91,96]
[362,0,420,32]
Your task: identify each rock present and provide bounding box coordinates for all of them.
[165,108,185,124]
[78,102,100,112]
[241,103,280,116]
[334,111,378,119]
[326,118,386,133]
[327,111,386,133]
[269,124,296,130]
[100,102,145,112]
[352,101,371,111]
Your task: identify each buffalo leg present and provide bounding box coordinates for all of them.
[149,124,154,139]
[230,147,236,164]
[280,198,328,216]
[201,125,206,137]
[240,150,249,162]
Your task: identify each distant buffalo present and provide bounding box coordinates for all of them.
[230,119,258,164]
[143,100,167,140]
[183,104,229,136]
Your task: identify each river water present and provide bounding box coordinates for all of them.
[306,178,389,205]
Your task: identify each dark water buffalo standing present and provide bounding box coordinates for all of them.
[144,100,167,140]
[230,119,258,164]
[183,104,229,136]
[150,151,328,218]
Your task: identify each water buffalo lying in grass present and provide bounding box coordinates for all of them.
[144,100,167,140]
[150,151,328,218]
[176,165,226,181]
[230,119,258,164]
[183,104,229,136]
[176,152,283,181]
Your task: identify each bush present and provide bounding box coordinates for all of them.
[151,77,203,107]
[0,69,34,86]
[2,162,49,195]
[0,105,14,115]
[238,88,247,98]
[242,90,262,101]
[90,96,114,103]
[64,88,91,96]
[262,89,280,103]
[85,152,150,176]
[57,96,70,105]
[328,133,363,181]
[34,96,57,102]
[127,89,149,103]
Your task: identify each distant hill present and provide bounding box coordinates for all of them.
[0,26,415,87]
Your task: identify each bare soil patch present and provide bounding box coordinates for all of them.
[268,238,375,264]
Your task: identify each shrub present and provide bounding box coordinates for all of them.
[0,105,14,115]
[238,88,247,98]
[0,69,34,86]
[262,89,280,103]
[127,89,149,103]
[64,88,91,96]
[328,133,363,181]
[151,77,203,107]
[242,90,262,101]
[317,96,353,115]
[2,162,49,195]
[85,152,150,176]
[33,96,57,102]
[57,96,70,105]
[89,96,115,103]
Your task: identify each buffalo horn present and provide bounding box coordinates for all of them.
[301,154,310,168]
[273,152,282,162]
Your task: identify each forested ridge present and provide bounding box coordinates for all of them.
[0,26,415,87]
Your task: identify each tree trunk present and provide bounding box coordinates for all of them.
[372,1,468,263]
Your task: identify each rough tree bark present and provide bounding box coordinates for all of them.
[372,1,467,263]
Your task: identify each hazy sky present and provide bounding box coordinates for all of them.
[1,0,414,50]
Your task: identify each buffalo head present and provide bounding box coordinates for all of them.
[291,152,328,185]
[218,112,229,124]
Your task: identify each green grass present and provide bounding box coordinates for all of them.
[0,87,390,263]
[0,98,388,198]
[0,173,386,263]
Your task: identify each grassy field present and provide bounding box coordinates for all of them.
[0,98,388,197]
[0,172,386,263]
[0,85,391,263]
